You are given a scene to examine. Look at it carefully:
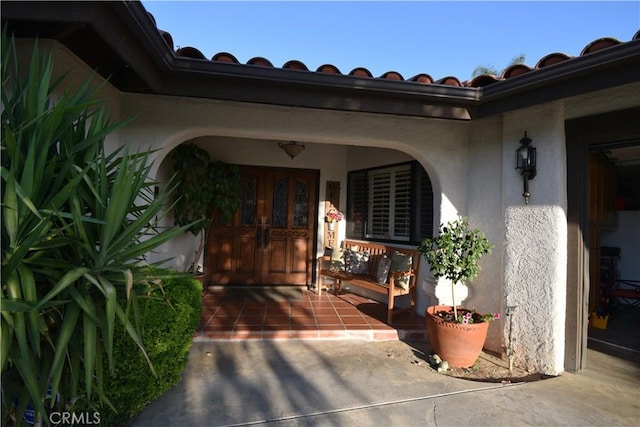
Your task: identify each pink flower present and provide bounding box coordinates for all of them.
[325,209,344,223]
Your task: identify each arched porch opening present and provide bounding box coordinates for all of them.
[151,133,444,318]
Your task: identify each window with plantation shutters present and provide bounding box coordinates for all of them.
[393,167,412,239]
[367,165,411,240]
[347,161,433,244]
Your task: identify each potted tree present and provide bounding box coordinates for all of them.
[170,143,241,276]
[418,216,498,368]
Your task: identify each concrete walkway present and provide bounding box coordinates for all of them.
[134,340,640,426]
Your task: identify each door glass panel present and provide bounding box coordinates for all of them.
[294,179,309,227]
[241,176,257,225]
[272,177,289,227]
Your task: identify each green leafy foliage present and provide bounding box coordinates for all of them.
[419,217,493,285]
[1,34,191,425]
[170,143,241,234]
[95,272,202,426]
[435,308,500,324]
[170,143,211,236]
[471,53,526,79]
[418,217,493,319]
[170,143,241,274]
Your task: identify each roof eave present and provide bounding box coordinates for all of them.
[2,1,165,93]
[160,58,479,120]
[2,1,477,120]
[476,40,640,118]
[3,1,638,121]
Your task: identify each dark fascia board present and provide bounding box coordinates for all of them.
[124,0,640,120]
[476,40,640,118]
[169,55,477,103]
[125,1,480,119]
[565,107,640,146]
[3,1,638,121]
[2,1,478,120]
[159,58,478,119]
[2,1,165,92]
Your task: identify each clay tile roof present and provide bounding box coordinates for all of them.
[580,37,621,55]
[212,52,240,64]
[316,64,342,74]
[176,46,207,60]
[247,57,274,67]
[435,76,463,87]
[147,12,174,50]
[536,52,572,68]
[154,18,638,89]
[349,67,373,78]
[408,73,434,84]
[501,63,532,79]
[379,71,404,80]
[467,74,500,88]
[147,11,156,26]
[4,1,638,117]
[159,30,174,51]
[282,60,309,71]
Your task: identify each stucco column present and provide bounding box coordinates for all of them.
[504,206,567,374]
[502,104,568,375]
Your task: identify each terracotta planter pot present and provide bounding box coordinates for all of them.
[425,305,489,368]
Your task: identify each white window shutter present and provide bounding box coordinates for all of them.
[367,165,411,241]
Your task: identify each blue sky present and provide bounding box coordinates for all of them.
[143,1,639,81]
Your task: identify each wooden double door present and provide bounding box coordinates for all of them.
[207,166,318,286]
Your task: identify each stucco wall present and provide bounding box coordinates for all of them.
[466,102,571,374]
[26,40,640,375]
[119,92,472,318]
[465,115,505,352]
[501,103,568,374]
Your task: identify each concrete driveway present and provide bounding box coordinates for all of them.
[133,340,639,426]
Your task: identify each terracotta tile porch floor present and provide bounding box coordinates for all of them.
[195,287,426,341]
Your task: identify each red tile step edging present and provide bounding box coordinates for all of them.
[194,287,426,342]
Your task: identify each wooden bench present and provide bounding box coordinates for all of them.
[318,240,420,324]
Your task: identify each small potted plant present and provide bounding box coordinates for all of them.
[325,208,344,231]
[418,216,499,368]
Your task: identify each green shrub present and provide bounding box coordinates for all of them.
[97,272,202,426]
[1,34,192,424]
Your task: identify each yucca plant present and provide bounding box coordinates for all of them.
[1,35,190,425]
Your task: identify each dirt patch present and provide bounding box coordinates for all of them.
[374,339,547,383]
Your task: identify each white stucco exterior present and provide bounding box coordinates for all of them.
[28,39,640,375]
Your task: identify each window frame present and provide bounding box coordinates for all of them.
[346,160,433,245]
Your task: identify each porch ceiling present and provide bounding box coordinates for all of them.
[2,1,639,120]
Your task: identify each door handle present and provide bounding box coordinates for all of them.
[264,227,270,248]
[256,225,262,249]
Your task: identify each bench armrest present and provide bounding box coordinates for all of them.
[389,270,415,279]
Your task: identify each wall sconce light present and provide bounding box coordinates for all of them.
[515,132,537,204]
[279,141,305,159]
